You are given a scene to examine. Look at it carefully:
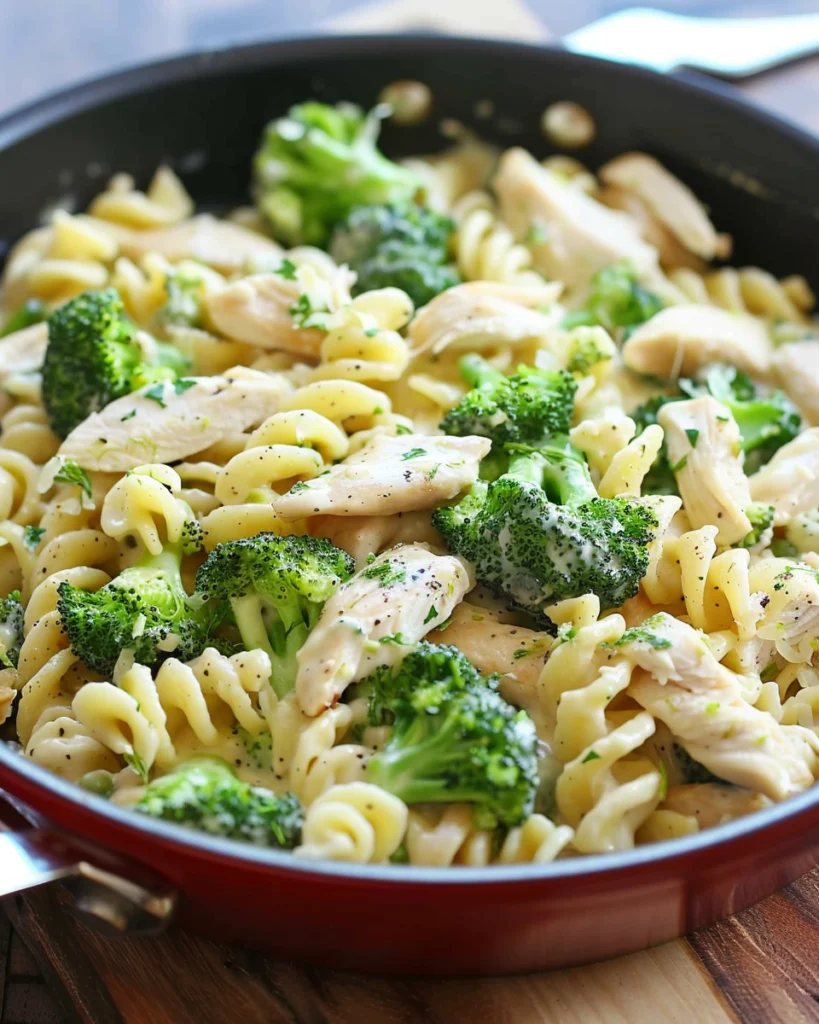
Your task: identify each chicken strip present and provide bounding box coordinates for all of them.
[658,396,752,545]
[295,543,473,715]
[749,428,819,525]
[599,153,725,261]
[59,368,291,472]
[407,281,562,357]
[493,148,658,291]
[750,558,819,664]
[427,602,551,718]
[773,341,819,424]
[623,304,772,379]
[272,433,490,520]
[0,322,47,384]
[618,613,818,800]
[206,260,354,357]
[119,214,283,275]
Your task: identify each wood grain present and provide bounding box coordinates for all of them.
[1,2,819,1023]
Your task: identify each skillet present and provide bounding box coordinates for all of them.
[0,34,818,975]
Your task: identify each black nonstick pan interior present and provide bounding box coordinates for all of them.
[0,35,817,286]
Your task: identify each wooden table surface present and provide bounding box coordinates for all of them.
[1,0,819,1021]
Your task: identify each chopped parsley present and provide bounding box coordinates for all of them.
[378,632,410,646]
[760,661,779,683]
[124,750,149,783]
[705,701,720,715]
[54,459,92,498]
[606,624,671,650]
[288,480,310,495]
[23,525,45,551]
[364,327,379,338]
[173,378,197,395]
[428,463,441,480]
[289,293,313,328]
[669,455,688,473]
[394,423,413,436]
[143,383,168,408]
[401,447,427,461]
[685,428,700,447]
[581,750,601,764]
[361,561,406,586]
[423,605,438,625]
[120,409,137,422]
[276,258,298,281]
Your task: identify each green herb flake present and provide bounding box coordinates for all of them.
[428,463,441,480]
[378,632,410,646]
[401,447,427,461]
[581,750,601,764]
[760,661,779,683]
[705,701,720,715]
[423,605,438,625]
[364,328,379,338]
[275,258,298,281]
[685,428,700,448]
[23,525,45,551]
[124,750,149,783]
[54,459,92,498]
[288,480,310,494]
[143,383,167,408]
[120,409,137,422]
[670,455,688,473]
[173,378,197,395]
[395,423,412,436]
[361,561,406,586]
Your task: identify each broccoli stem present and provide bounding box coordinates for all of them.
[459,354,506,391]
[506,443,597,506]
[230,595,276,665]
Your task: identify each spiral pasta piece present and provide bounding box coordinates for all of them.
[295,782,408,863]
[451,191,544,286]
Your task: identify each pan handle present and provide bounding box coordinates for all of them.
[0,790,176,935]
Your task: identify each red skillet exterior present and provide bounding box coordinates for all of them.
[3,755,819,975]
[2,35,819,975]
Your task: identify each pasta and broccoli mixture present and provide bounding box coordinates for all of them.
[1,94,818,867]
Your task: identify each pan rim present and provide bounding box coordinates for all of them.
[2,32,819,887]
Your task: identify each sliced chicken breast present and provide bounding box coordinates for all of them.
[295,543,473,715]
[118,214,283,275]
[658,396,752,545]
[494,148,658,291]
[623,304,772,380]
[273,433,490,519]
[619,613,817,800]
[749,428,819,525]
[59,368,291,472]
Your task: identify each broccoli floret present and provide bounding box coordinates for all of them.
[433,442,656,616]
[42,289,192,438]
[737,503,775,550]
[156,266,203,328]
[441,355,577,451]
[0,590,23,669]
[135,758,303,847]
[1,298,47,337]
[195,533,355,698]
[564,329,615,375]
[564,263,664,336]
[680,365,801,474]
[57,509,218,675]
[254,101,420,247]
[362,643,538,829]
[784,509,819,554]
[330,202,459,307]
